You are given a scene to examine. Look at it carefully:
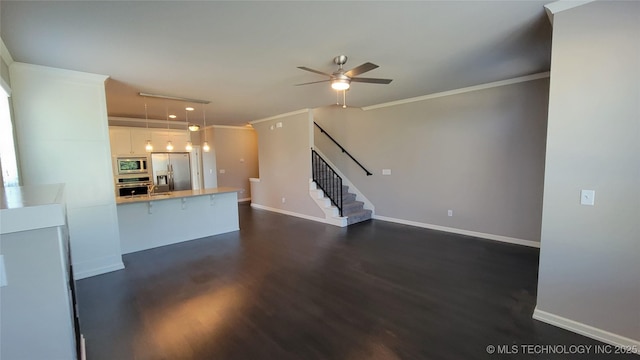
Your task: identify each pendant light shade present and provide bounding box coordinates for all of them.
[185,141,193,152]
[166,141,174,151]
[145,140,153,152]
[202,141,210,152]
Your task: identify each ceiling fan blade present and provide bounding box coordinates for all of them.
[350,77,393,84]
[295,80,331,86]
[297,66,331,76]
[345,62,379,77]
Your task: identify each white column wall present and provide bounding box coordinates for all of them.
[10,63,124,279]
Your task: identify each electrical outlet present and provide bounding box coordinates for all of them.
[219,169,226,174]
[281,197,286,204]
[382,169,391,175]
[448,210,453,217]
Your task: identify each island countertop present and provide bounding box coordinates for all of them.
[115,187,241,205]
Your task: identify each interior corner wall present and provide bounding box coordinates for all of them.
[313,78,549,243]
[536,1,640,343]
[212,127,259,200]
[9,62,124,279]
[251,111,324,218]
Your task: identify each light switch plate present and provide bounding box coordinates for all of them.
[581,190,595,206]
[382,169,391,175]
[0,255,7,287]
[219,169,226,174]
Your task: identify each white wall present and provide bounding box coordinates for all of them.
[10,63,124,279]
[535,0,640,347]
[250,110,324,219]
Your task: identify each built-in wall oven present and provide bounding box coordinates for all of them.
[115,176,152,197]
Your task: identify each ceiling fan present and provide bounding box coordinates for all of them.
[296,55,392,91]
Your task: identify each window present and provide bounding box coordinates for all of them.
[0,93,19,187]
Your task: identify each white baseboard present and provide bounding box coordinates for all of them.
[250,203,336,225]
[372,214,540,248]
[73,258,125,280]
[238,197,251,203]
[533,308,640,354]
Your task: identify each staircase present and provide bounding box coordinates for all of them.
[310,149,372,227]
[309,181,372,227]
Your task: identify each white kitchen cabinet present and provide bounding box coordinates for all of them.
[109,127,154,156]
[109,127,133,156]
[151,129,191,152]
[0,184,80,360]
[130,128,153,155]
[110,127,193,156]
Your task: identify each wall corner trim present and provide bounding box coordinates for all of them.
[533,308,640,353]
[372,215,540,248]
[362,72,550,111]
[249,108,311,125]
[544,1,597,25]
[0,37,15,65]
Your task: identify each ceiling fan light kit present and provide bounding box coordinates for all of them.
[297,55,392,107]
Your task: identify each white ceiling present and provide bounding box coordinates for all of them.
[1,1,552,126]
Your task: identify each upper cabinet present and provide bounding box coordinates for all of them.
[151,129,190,152]
[109,127,193,156]
[109,127,152,156]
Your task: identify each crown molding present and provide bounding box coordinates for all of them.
[212,125,255,131]
[362,72,550,111]
[249,108,310,125]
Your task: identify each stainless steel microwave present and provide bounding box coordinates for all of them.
[116,157,148,175]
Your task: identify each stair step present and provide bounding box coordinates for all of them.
[342,193,356,203]
[342,201,364,216]
[346,209,372,225]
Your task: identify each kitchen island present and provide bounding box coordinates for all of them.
[116,187,240,254]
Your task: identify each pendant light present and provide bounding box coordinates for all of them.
[202,106,210,152]
[166,106,173,151]
[144,103,153,152]
[185,108,193,151]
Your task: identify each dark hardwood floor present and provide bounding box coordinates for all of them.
[77,203,636,360]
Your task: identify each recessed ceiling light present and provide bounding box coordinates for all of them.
[169,114,177,119]
[185,107,195,111]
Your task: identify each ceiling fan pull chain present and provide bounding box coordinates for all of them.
[343,90,347,109]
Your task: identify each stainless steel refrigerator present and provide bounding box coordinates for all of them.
[151,153,192,192]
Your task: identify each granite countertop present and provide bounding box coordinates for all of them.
[115,187,241,205]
